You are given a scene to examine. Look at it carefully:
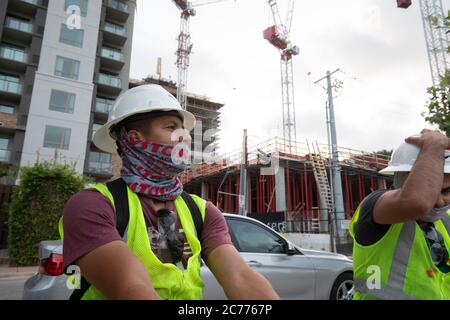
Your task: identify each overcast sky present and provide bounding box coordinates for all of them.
[130,0,449,155]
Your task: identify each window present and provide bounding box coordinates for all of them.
[98,73,121,87]
[49,89,76,114]
[92,123,102,139]
[64,0,88,17]
[0,44,27,62]
[0,105,14,114]
[0,138,8,162]
[44,125,71,150]
[104,21,126,36]
[95,97,114,113]
[0,74,21,94]
[55,56,80,80]
[101,46,123,61]
[5,16,33,33]
[60,24,84,47]
[89,151,112,174]
[227,219,286,254]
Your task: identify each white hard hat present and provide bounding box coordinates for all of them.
[93,84,196,154]
[379,141,450,175]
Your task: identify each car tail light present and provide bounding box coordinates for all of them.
[39,253,64,276]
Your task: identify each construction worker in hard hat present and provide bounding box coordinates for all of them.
[349,129,450,300]
[59,84,280,300]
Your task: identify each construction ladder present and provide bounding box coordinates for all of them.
[307,140,334,233]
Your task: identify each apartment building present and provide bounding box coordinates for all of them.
[0,0,136,183]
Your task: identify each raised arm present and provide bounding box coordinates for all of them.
[373,129,450,224]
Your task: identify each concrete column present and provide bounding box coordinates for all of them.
[201,181,208,199]
[275,166,286,212]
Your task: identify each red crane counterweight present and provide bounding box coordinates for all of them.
[263,25,288,50]
[397,0,412,8]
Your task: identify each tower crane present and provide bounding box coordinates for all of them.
[172,0,233,110]
[397,0,449,86]
[264,0,299,151]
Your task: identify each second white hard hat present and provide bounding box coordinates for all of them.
[379,141,450,175]
[93,84,196,154]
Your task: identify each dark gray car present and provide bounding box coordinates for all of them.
[23,214,353,300]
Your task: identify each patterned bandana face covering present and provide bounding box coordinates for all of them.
[117,127,190,201]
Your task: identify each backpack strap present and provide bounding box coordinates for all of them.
[69,178,128,300]
[181,191,204,238]
[106,178,129,238]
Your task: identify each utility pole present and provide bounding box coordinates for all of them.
[314,69,346,246]
[239,129,248,216]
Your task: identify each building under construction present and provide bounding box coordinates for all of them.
[181,136,391,253]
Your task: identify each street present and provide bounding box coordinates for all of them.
[0,275,28,300]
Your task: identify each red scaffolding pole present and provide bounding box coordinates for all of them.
[358,174,366,201]
[370,176,376,193]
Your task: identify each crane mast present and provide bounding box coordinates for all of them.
[397,0,449,86]
[172,0,233,110]
[264,0,299,150]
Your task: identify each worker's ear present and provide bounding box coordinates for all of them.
[127,129,143,142]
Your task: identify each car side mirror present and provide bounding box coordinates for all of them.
[286,241,296,255]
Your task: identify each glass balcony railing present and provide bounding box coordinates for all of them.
[106,0,129,13]
[88,162,113,175]
[100,47,124,62]
[104,22,126,37]
[98,73,122,88]
[0,46,27,63]
[5,17,33,34]
[0,78,22,94]
[22,0,39,5]
[0,150,10,163]
[95,98,114,113]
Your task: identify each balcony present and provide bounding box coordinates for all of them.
[0,113,18,132]
[94,97,114,122]
[99,47,124,71]
[87,161,113,176]
[103,22,127,46]
[105,0,129,23]
[97,73,122,95]
[0,150,11,163]
[0,77,22,102]
[8,0,42,17]
[0,46,28,72]
[3,17,34,44]
[95,97,113,113]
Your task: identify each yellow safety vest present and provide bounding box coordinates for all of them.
[349,206,450,300]
[59,183,206,300]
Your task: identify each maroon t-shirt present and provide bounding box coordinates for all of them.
[62,189,232,270]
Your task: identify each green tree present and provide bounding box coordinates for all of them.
[375,149,393,157]
[7,161,89,265]
[422,70,450,136]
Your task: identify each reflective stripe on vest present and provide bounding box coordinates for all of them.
[354,221,417,300]
[441,214,450,235]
